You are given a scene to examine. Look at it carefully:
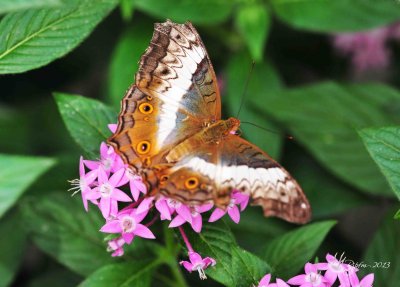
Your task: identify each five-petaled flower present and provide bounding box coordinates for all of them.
[180,251,216,280]
[209,190,249,224]
[348,268,374,287]
[86,167,132,218]
[315,253,351,286]
[100,206,155,243]
[288,263,328,287]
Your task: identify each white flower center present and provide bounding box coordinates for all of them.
[306,272,321,286]
[79,177,86,191]
[194,264,206,280]
[228,198,235,209]
[191,210,199,217]
[329,260,343,272]
[120,216,136,233]
[100,183,113,198]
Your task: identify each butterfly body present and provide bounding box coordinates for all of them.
[108,20,311,224]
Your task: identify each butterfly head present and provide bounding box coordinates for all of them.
[226,117,241,135]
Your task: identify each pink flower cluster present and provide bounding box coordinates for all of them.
[256,254,374,287]
[70,124,250,276]
[333,22,400,73]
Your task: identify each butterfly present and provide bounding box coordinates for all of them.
[108,20,311,224]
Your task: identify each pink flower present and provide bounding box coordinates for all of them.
[69,156,98,211]
[347,269,374,287]
[100,207,155,243]
[333,27,391,73]
[84,142,124,174]
[108,124,117,133]
[180,251,216,280]
[209,190,249,224]
[107,237,125,257]
[86,167,132,218]
[169,203,213,233]
[155,197,192,223]
[120,168,147,201]
[288,263,328,287]
[315,254,351,286]
[258,274,290,287]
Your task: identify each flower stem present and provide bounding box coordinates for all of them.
[178,226,194,253]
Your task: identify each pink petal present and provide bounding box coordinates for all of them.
[259,274,271,285]
[109,169,126,186]
[111,248,124,257]
[180,261,193,272]
[239,195,249,211]
[79,156,85,176]
[100,221,121,233]
[359,274,374,286]
[188,252,203,265]
[84,160,100,170]
[110,199,119,217]
[82,194,89,211]
[135,208,149,223]
[305,262,317,274]
[134,179,147,193]
[129,181,140,201]
[156,199,171,220]
[100,142,108,158]
[122,232,135,244]
[100,197,111,218]
[315,263,328,271]
[208,208,226,222]
[177,204,192,224]
[169,215,186,228]
[324,269,337,284]
[276,278,290,287]
[108,124,117,133]
[198,203,213,213]
[191,214,203,233]
[97,167,109,183]
[326,253,336,263]
[85,190,101,200]
[203,257,216,267]
[338,271,350,286]
[299,283,313,287]
[112,188,132,202]
[136,197,154,214]
[134,224,155,239]
[85,170,98,185]
[288,274,307,285]
[228,205,240,223]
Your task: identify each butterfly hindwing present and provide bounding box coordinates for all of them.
[157,134,311,224]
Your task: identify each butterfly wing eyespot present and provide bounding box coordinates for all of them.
[136,141,151,154]
[139,103,154,114]
[184,177,199,189]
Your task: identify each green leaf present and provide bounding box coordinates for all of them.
[108,23,153,107]
[395,209,400,220]
[262,220,336,279]
[186,221,270,287]
[359,127,400,200]
[271,0,400,32]
[0,0,117,74]
[28,269,82,287]
[235,2,270,62]
[226,51,283,159]
[287,152,368,218]
[0,211,28,287]
[20,193,115,276]
[54,93,116,156]
[132,0,234,24]
[0,0,62,14]
[119,0,134,21]
[0,154,55,218]
[79,261,159,287]
[256,82,400,196]
[361,208,400,286]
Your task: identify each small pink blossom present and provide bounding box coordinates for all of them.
[258,274,290,287]
[84,142,124,174]
[100,207,155,243]
[315,253,351,286]
[155,197,192,223]
[86,167,132,218]
[120,168,147,201]
[169,203,213,233]
[288,263,328,287]
[108,124,118,133]
[344,267,374,287]
[107,236,125,257]
[180,251,216,280]
[69,156,98,211]
[209,190,249,224]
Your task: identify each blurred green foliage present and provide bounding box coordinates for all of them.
[1,0,400,286]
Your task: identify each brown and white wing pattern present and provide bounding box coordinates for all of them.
[108,20,221,170]
[157,135,311,224]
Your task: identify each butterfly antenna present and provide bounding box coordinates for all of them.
[241,121,294,140]
[236,61,255,118]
